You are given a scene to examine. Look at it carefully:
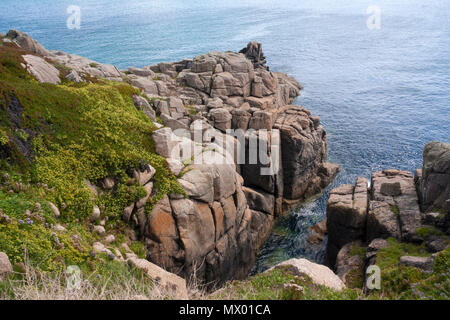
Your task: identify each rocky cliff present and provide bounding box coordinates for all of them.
[326,141,450,290]
[1,31,338,287]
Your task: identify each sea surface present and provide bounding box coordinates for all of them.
[1,0,449,272]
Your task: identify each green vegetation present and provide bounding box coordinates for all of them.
[368,238,449,300]
[416,226,444,239]
[210,266,359,300]
[210,238,449,300]
[0,43,183,221]
[349,242,366,259]
[0,43,184,284]
[390,205,399,216]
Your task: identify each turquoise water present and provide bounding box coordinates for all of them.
[1,0,449,271]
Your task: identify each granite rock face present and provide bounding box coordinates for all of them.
[327,170,423,267]
[417,141,450,212]
[6,30,50,56]
[22,54,61,84]
[326,141,450,269]
[368,170,421,242]
[7,31,339,287]
[326,177,368,266]
[335,242,365,288]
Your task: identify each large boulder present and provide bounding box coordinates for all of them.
[239,41,268,70]
[127,257,188,299]
[417,141,450,212]
[269,258,346,292]
[273,105,331,202]
[6,30,50,56]
[399,256,434,273]
[132,95,156,121]
[326,177,368,266]
[368,170,422,242]
[22,54,61,84]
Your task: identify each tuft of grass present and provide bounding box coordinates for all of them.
[390,205,399,216]
[416,226,444,239]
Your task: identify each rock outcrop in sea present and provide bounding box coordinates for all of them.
[3,31,338,287]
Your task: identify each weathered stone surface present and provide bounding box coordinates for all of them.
[171,199,215,268]
[7,30,50,56]
[326,177,368,266]
[66,70,82,82]
[366,201,401,241]
[380,181,401,196]
[166,158,184,176]
[90,205,101,222]
[365,238,388,261]
[49,202,60,219]
[101,177,115,190]
[335,242,365,288]
[369,170,421,242]
[132,95,156,121]
[239,41,267,70]
[273,105,331,201]
[135,164,156,186]
[249,209,274,253]
[242,186,274,215]
[0,252,13,280]
[231,109,251,130]
[426,238,448,253]
[399,256,434,272]
[209,108,232,132]
[248,110,273,130]
[128,257,188,299]
[128,67,156,78]
[131,77,158,95]
[145,196,184,272]
[307,219,327,245]
[6,34,341,289]
[270,258,346,292]
[104,234,115,244]
[22,54,61,84]
[177,169,214,203]
[152,127,180,158]
[93,225,105,236]
[418,141,450,212]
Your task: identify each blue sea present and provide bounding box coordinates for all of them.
[1,0,449,271]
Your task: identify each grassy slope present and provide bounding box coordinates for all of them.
[0,41,183,298]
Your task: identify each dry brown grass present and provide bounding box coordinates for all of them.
[0,256,177,300]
